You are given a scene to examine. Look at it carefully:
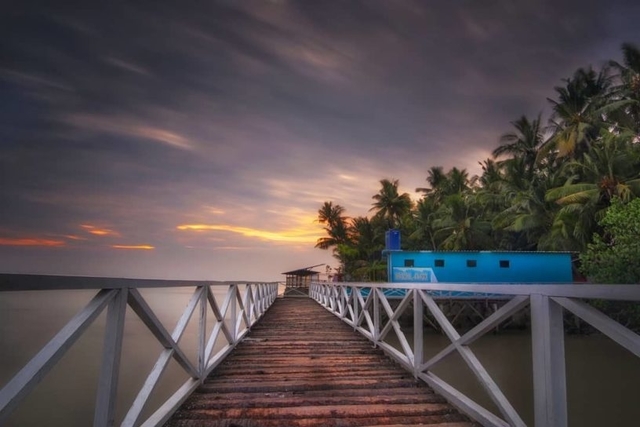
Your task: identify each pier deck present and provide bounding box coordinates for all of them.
[166,297,475,427]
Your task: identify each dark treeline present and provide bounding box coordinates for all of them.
[316,43,640,283]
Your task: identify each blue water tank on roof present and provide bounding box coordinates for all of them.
[385,229,401,250]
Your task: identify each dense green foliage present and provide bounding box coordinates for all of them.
[580,198,640,283]
[316,43,640,282]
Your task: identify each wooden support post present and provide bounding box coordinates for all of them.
[531,294,567,427]
[230,285,237,343]
[413,289,423,378]
[198,286,208,379]
[353,286,359,332]
[373,290,380,345]
[94,288,128,427]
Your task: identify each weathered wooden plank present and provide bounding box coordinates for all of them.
[191,387,441,400]
[197,378,422,393]
[173,403,454,419]
[166,298,476,427]
[210,365,400,378]
[183,393,447,409]
[167,413,473,427]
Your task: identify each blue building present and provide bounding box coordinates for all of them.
[387,250,573,284]
[381,249,573,298]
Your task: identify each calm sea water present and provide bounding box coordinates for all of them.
[1,290,639,426]
[388,326,640,426]
[0,287,238,426]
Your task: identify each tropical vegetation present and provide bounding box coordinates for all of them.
[315,43,640,283]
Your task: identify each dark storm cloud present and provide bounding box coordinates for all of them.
[1,0,638,278]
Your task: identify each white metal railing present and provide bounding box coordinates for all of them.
[0,274,278,427]
[310,281,640,427]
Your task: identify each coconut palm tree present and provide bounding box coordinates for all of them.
[315,201,349,250]
[417,167,475,202]
[408,197,438,250]
[349,216,383,262]
[609,42,640,134]
[493,114,545,180]
[492,166,565,251]
[546,129,640,206]
[447,167,473,195]
[477,158,503,188]
[545,129,640,249]
[317,201,346,228]
[432,194,493,250]
[541,67,628,159]
[370,178,413,229]
[416,166,449,203]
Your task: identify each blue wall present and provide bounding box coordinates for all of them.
[388,251,573,283]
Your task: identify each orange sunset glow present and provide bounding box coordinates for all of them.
[0,237,65,247]
[176,224,321,244]
[111,245,155,250]
[80,224,120,237]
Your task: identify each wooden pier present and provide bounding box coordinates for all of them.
[4,276,638,426]
[166,297,475,427]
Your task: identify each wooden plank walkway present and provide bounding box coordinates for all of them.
[166,298,476,427]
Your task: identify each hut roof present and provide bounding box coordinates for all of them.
[282,264,325,277]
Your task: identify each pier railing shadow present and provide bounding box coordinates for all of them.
[310,281,640,427]
[0,274,278,427]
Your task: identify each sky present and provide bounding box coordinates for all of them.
[1,0,639,282]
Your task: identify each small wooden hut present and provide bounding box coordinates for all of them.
[281,264,324,297]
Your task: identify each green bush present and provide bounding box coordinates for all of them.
[580,197,640,284]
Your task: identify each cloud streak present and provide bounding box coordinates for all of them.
[80,224,120,237]
[0,237,65,247]
[62,114,194,151]
[111,244,155,250]
[176,224,320,244]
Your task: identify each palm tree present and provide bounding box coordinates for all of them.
[416,166,449,203]
[349,216,387,281]
[546,129,640,206]
[317,201,346,228]
[609,42,640,134]
[545,129,640,249]
[493,114,545,180]
[477,158,503,188]
[432,194,493,250]
[492,167,565,251]
[315,201,349,250]
[447,167,472,195]
[370,178,413,229]
[541,67,627,159]
[417,166,474,200]
[349,216,383,262]
[408,198,438,250]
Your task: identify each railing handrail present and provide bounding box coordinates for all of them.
[0,273,280,291]
[311,281,640,300]
[310,280,640,427]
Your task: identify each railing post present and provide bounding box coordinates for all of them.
[94,287,128,427]
[531,294,567,427]
[413,289,423,378]
[373,289,380,345]
[353,285,359,330]
[253,285,260,316]
[198,286,208,379]
[230,284,237,344]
